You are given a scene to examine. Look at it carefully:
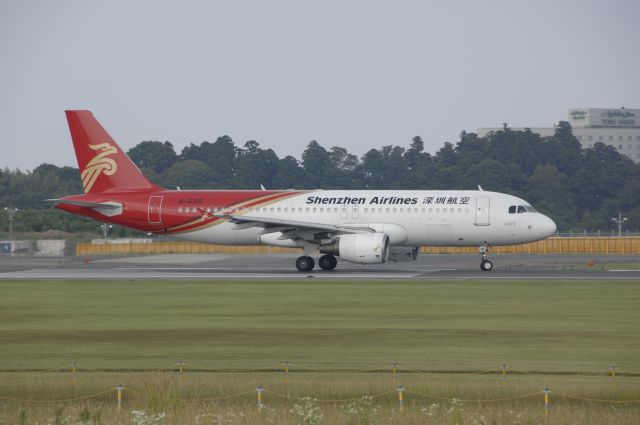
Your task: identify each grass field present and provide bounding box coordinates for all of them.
[0,278,639,424]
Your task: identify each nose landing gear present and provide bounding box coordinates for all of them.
[479,242,493,272]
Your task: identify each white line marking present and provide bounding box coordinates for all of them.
[0,274,420,280]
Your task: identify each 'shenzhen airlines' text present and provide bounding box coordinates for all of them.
[305,196,472,205]
[306,196,417,205]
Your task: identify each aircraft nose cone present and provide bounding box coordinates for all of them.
[542,215,557,237]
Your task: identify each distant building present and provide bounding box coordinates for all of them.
[477,108,640,163]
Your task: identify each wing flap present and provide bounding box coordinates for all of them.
[215,213,374,243]
[214,214,340,232]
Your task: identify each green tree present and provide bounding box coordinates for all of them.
[301,141,334,188]
[273,156,306,189]
[234,140,279,189]
[181,136,236,184]
[328,146,359,188]
[547,121,583,175]
[127,141,177,173]
[162,160,215,189]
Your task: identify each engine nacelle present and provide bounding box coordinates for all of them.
[319,233,390,264]
[388,246,419,262]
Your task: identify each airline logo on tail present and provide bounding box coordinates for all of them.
[81,143,118,193]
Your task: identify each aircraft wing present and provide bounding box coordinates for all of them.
[212,212,373,241]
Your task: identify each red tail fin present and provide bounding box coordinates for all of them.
[66,110,158,194]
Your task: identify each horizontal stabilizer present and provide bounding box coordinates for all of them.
[47,199,123,217]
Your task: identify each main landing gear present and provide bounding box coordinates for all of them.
[295,254,337,272]
[479,242,493,272]
[318,254,338,271]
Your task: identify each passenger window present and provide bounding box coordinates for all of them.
[178,207,183,213]
[509,206,516,214]
[400,208,404,213]
[517,205,527,213]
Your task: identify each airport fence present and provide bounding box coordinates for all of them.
[421,236,640,255]
[76,237,640,256]
[2,362,640,411]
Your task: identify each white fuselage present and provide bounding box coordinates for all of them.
[176,190,557,248]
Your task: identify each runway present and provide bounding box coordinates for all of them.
[1,252,639,280]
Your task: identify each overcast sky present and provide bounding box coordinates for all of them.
[2,0,639,171]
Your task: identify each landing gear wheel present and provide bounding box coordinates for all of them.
[295,255,315,272]
[479,242,493,272]
[480,260,493,271]
[318,254,337,271]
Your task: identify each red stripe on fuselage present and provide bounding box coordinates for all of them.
[54,189,312,234]
[165,190,309,234]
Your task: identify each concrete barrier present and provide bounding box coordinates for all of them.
[76,237,640,256]
[0,240,33,254]
[36,240,66,256]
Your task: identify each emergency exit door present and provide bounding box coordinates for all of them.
[148,196,163,224]
[474,196,490,226]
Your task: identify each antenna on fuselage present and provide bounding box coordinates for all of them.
[478,185,483,191]
[260,184,266,190]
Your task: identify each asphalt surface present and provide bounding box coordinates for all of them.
[0,252,639,280]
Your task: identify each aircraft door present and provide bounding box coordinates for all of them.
[474,196,490,226]
[148,196,163,224]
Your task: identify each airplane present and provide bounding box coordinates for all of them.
[50,110,557,272]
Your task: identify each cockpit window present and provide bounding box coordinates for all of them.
[509,205,538,214]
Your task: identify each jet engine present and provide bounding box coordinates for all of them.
[388,246,419,262]
[319,233,390,264]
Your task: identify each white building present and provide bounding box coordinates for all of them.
[477,108,640,163]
